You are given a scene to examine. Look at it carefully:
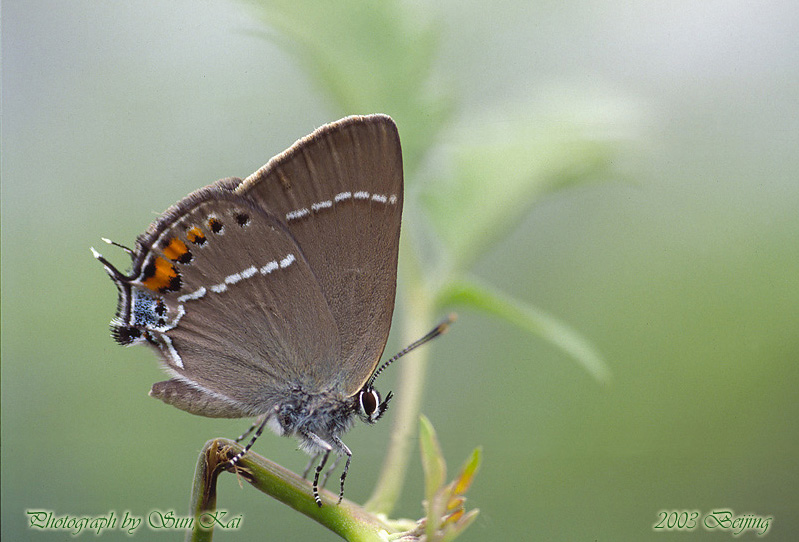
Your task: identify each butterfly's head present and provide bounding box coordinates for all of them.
[356,314,457,425]
[357,387,393,424]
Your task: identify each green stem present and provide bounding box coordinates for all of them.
[186,440,222,542]
[365,231,434,515]
[188,439,391,542]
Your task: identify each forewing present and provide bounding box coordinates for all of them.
[235,115,404,395]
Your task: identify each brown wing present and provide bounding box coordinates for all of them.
[235,115,403,395]
[120,189,340,416]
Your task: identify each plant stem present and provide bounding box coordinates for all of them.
[365,231,433,515]
[188,439,391,542]
[186,440,222,542]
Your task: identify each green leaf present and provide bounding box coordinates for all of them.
[451,447,481,498]
[436,277,611,383]
[420,115,618,271]
[419,415,446,503]
[242,0,453,174]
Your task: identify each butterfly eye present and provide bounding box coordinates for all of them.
[358,388,381,422]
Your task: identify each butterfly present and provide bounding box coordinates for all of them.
[95,115,450,505]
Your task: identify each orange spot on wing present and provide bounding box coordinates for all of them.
[142,256,180,292]
[162,238,189,261]
[186,227,206,245]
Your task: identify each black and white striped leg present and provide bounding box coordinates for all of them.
[302,431,334,507]
[332,436,352,504]
[235,415,265,443]
[227,414,271,469]
[313,450,331,507]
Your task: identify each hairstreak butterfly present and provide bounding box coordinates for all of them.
[93,114,452,505]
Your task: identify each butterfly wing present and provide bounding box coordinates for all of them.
[235,115,404,396]
[104,187,340,417]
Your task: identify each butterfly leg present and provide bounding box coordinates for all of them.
[227,410,275,468]
[331,436,352,504]
[313,451,331,507]
[235,415,265,443]
[302,430,334,507]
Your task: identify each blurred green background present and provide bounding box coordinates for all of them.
[3,1,798,540]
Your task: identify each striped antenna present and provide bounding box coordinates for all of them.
[367,313,457,388]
